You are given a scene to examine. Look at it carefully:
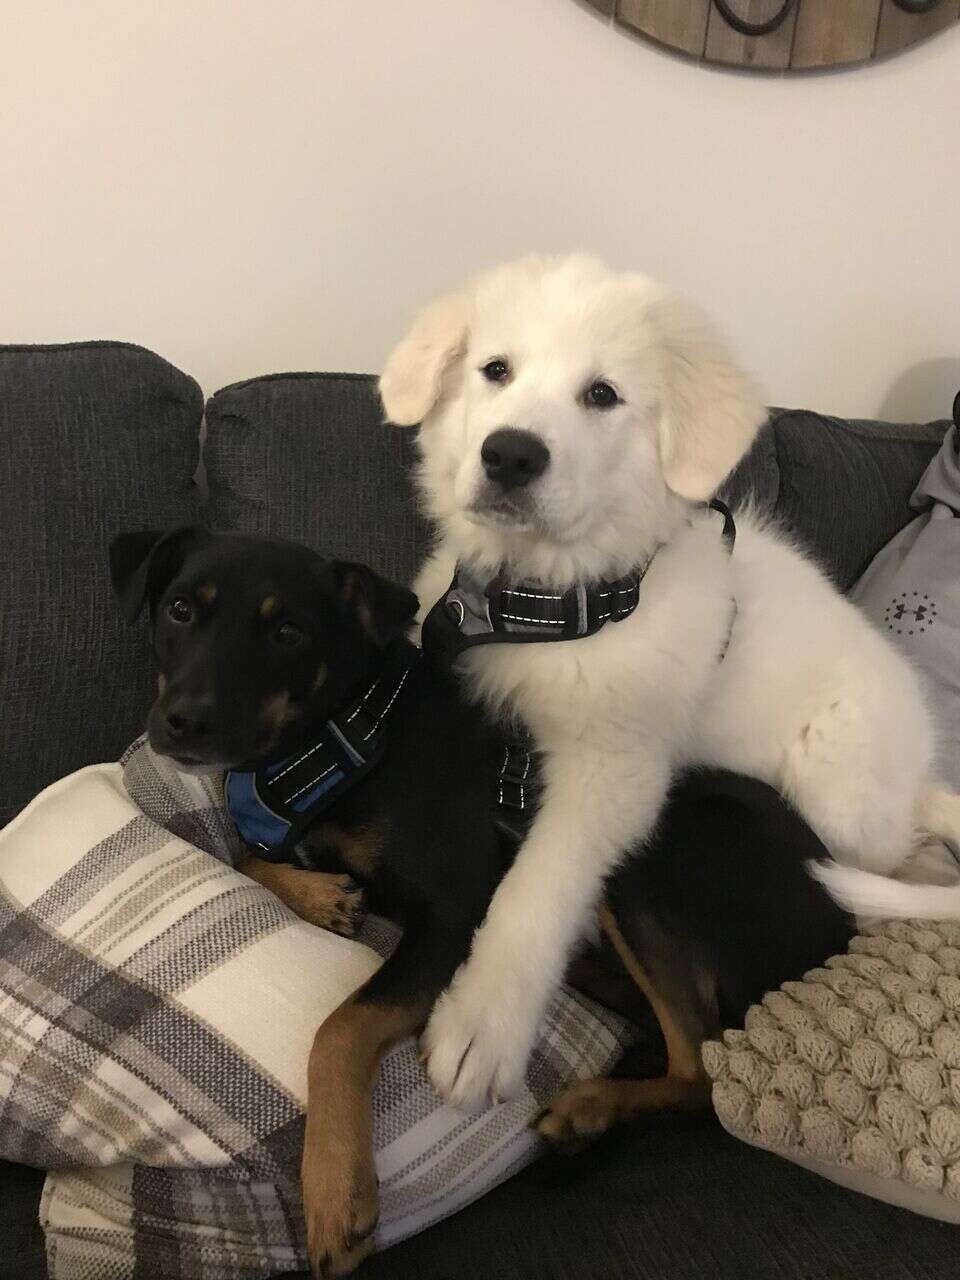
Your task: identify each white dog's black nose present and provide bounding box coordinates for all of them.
[481,429,550,490]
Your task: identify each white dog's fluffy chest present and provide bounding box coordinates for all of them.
[454,509,935,865]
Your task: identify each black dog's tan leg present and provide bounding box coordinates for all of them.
[239,855,365,937]
[536,905,713,1149]
[302,997,422,1278]
[302,917,474,1278]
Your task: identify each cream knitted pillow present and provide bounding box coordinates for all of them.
[704,919,960,1223]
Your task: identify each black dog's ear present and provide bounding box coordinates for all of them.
[332,561,419,646]
[109,526,210,623]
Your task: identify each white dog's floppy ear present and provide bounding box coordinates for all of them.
[379,290,472,426]
[649,296,765,502]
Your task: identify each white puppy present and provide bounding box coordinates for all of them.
[379,254,960,1109]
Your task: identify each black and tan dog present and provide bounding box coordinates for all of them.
[111,526,852,1278]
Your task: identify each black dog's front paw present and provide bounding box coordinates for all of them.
[326,876,366,938]
[302,1105,379,1277]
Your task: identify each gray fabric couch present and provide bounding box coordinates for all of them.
[0,341,954,1280]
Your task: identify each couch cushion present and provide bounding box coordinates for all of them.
[0,342,202,826]
[204,373,430,586]
[722,410,950,592]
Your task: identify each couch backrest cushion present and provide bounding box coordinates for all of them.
[203,373,430,585]
[722,409,949,590]
[0,342,202,826]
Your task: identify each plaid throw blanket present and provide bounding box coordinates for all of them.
[0,738,633,1279]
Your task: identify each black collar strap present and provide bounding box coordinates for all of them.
[423,499,735,666]
[225,642,418,865]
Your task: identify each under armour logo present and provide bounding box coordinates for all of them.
[884,591,937,636]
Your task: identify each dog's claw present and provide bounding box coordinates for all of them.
[532,1081,620,1153]
[325,877,366,938]
[304,1181,378,1278]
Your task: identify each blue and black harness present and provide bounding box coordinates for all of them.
[226,642,417,864]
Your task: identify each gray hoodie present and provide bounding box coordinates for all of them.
[852,417,960,787]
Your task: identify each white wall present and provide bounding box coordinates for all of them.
[3,0,959,420]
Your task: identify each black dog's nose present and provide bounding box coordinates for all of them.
[481,428,550,490]
[163,697,215,741]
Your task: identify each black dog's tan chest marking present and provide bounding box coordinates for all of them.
[306,820,387,882]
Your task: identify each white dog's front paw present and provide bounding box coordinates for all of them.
[421,977,536,1110]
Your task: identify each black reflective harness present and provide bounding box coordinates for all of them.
[420,561,652,671]
[422,500,737,837]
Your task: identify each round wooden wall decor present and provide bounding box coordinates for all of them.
[585,0,960,70]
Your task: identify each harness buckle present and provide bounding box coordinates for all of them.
[497,733,540,813]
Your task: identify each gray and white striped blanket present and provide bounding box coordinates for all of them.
[0,738,633,1279]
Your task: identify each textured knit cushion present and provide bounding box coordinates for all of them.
[1,740,631,1280]
[704,919,960,1223]
[204,373,430,586]
[0,342,202,827]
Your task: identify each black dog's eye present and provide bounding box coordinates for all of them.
[167,598,193,624]
[480,358,510,383]
[585,380,620,409]
[274,622,306,647]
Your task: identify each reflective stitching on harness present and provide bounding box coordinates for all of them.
[502,588,562,601]
[346,673,384,723]
[268,670,389,778]
[500,612,565,625]
[269,737,326,783]
[285,760,339,803]
[598,599,638,623]
[498,739,534,811]
[519,749,531,809]
[280,667,412,798]
[228,643,418,861]
[361,667,411,740]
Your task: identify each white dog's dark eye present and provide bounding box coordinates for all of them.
[166,598,193,624]
[480,358,510,383]
[586,380,620,409]
[274,622,306,647]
